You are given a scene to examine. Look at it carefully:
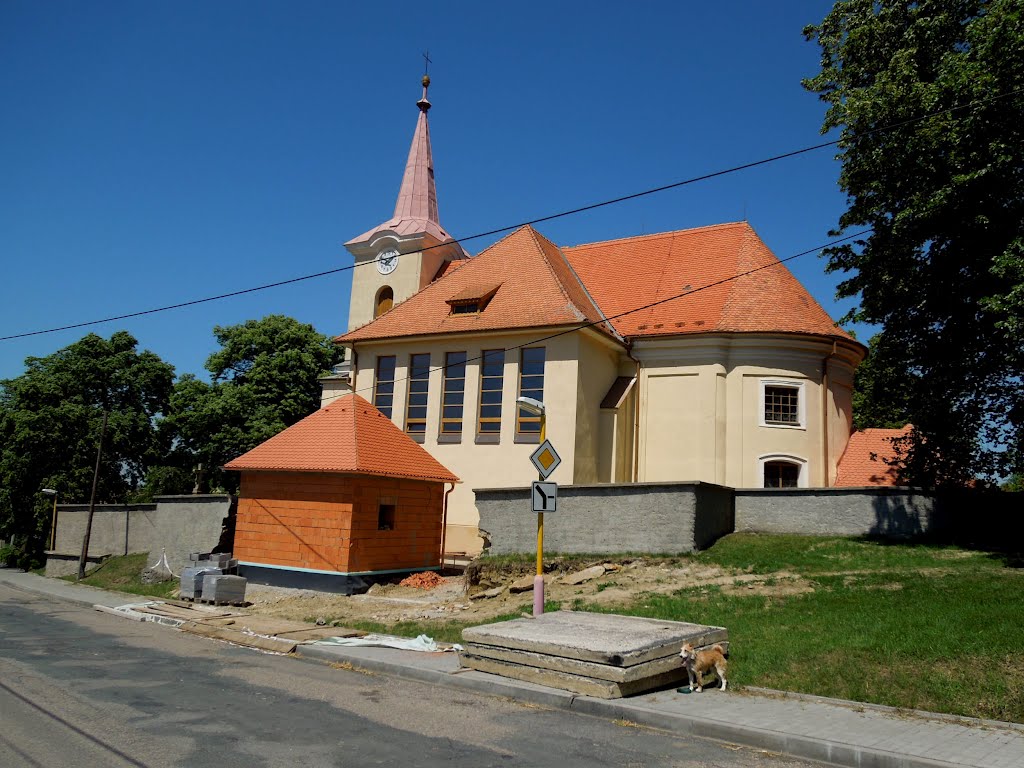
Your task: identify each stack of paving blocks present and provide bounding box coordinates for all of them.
[200,574,247,605]
[179,566,222,599]
[459,611,728,699]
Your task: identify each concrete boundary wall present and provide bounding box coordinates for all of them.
[734,487,942,538]
[475,482,734,555]
[475,483,1020,555]
[46,495,234,577]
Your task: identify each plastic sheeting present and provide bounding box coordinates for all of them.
[316,633,462,652]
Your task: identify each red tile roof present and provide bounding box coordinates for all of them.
[834,425,912,487]
[562,222,854,341]
[224,394,459,483]
[338,225,614,343]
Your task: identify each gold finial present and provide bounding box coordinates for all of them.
[422,74,430,89]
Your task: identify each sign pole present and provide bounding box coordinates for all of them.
[534,414,546,617]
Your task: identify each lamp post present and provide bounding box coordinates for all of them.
[41,489,58,551]
[516,396,547,616]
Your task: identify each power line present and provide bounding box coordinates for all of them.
[344,228,873,402]
[2,86,1018,343]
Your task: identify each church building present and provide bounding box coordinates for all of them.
[322,76,868,556]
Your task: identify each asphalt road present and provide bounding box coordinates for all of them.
[0,583,825,768]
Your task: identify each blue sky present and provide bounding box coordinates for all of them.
[0,1,868,382]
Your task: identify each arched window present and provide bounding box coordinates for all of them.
[757,454,807,488]
[375,286,394,318]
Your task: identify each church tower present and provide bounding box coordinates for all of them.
[344,75,467,332]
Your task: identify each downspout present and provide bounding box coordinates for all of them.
[440,482,455,568]
[821,341,838,487]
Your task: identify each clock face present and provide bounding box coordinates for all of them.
[377,249,399,275]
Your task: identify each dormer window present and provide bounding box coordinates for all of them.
[446,284,500,316]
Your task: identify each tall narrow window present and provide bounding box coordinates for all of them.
[405,353,430,438]
[477,349,505,439]
[373,355,396,418]
[375,286,394,318]
[517,347,545,436]
[440,351,467,436]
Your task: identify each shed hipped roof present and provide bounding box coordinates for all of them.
[224,394,460,484]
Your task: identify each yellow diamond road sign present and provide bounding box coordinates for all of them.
[530,440,561,479]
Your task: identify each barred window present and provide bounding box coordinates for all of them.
[764,384,800,426]
[373,356,396,418]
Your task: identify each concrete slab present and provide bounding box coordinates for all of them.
[461,611,726,666]
[460,641,726,683]
[459,653,690,698]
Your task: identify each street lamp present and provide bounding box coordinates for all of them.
[41,488,58,551]
[516,396,547,616]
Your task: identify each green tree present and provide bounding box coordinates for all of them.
[164,315,342,493]
[804,0,1024,485]
[852,334,913,431]
[0,332,175,562]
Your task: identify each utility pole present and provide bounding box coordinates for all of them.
[78,411,108,580]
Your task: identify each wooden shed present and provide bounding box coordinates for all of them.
[224,394,459,591]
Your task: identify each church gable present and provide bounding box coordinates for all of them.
[338,225,615,344]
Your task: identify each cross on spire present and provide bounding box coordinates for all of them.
[422,50,432,76]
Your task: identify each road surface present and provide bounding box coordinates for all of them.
[0,582,826,768]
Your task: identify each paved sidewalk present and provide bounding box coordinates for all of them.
[3,567,1023,768]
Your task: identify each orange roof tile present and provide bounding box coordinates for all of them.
[338,225,614,343]
[562,222,854,341]
[834,425,912,487]
[224,394,459,484]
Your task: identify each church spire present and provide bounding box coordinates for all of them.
[392,74,439,224]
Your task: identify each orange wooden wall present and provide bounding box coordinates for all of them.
[233,471,445,574]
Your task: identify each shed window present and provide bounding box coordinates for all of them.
[378,496,397,531]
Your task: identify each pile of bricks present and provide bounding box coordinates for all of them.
[399,571,445,589]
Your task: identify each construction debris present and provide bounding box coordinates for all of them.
[399,571,445,589]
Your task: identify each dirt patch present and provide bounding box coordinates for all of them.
[239,560,816,628]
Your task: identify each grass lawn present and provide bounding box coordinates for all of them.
[64,553,177,600]
[586,534,1024,723]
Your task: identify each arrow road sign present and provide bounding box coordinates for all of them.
[532,481,558,513]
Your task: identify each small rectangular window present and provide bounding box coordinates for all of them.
[764,385,800,426]
[441,351,467,435]
[478,349,505,437]
[373,356,397,418]
[517,347,545,436]
[405,353,430,436]
[378,496,397,531]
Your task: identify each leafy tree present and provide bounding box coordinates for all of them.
[852,334,913,431]
[164,315,342,493]
[0,332,175,561]
[804,0,1024,485]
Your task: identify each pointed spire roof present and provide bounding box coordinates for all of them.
[346,75,455,247]
[223,394,460,483]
